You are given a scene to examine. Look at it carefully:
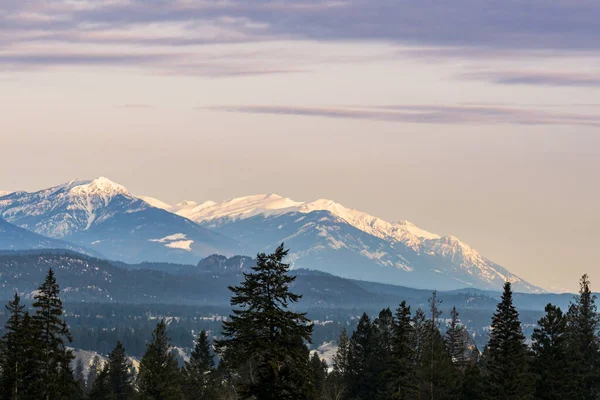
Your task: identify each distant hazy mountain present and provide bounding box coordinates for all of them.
[0,250,531,309]
[163,194,542,292]
[0,218,99,256]
[0,178,239,264]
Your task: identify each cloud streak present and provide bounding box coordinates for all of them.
[460,70,600,87]
[204,104,600,127]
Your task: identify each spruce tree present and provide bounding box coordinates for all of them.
[391,301,417,400]
[308,352,328,399]
[461,361,485,400]
[326,328,350,400]
[74,358,86,396]
[87,355,101,393]
[89,365,111,400]
[182,330,217,400]
[32,268,76,400]
[445,306,467,368]
[346,313,374,400]
[566,274,600,400]
[486,282,533,400]
[371,308,395,400]
[531,303,570,400]
[215,244,314,400]
[137,320,183,400]
[105,341,135,399]
[0,293,27,399]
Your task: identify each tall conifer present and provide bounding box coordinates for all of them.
[486,282,533,400]
[137,320,183,400]
[215,244,314,400]
[32,268,75,400]
[531,303,571,400]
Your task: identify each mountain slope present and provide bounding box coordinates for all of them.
[164,194,541,292]
[0,178,239,264]
[0,218,100,256]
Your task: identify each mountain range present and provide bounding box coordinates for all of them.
[0,177,542,292]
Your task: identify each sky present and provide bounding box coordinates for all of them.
[1,0,600,292]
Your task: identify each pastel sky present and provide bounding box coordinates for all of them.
[1,0,600,292]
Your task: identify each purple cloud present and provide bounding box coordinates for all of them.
[204,104,600,127]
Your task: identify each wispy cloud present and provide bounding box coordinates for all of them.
[204,104,600,127]
[3,0,600,74]
[461,70,600,87]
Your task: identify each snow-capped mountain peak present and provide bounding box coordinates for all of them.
[0,178,146,238]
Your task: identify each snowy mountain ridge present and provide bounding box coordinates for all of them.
[153,193,541,292]
[0,177,148,238]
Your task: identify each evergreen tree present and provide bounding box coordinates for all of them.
[215,244,314,400]
[89,365,111,400]
[74,358,87,395]
[308,352,328,399]
[87,355,102,393]
[566,274,600,400]
[486,282,533,400]
[531,303,571,400]
[32,268,75,400]
[182,330,217,400]
[332,328,350,377]
[137,320,182,400]
[371,308,395,399]
[346,313,374,400]
[19,312,44,399]
[445,307,467,368]
[0,293,27,400]
[391,301,417,400]
[413,292,458,400]
[105,341,135,399]
[325,328,350,400]
[461,361,485,400]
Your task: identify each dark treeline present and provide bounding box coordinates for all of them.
[0,244,598,399]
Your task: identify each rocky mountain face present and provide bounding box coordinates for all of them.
[0,178,239,264]
[163,194,542,292]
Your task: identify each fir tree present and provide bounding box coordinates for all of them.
[332,328,350,377]
[445,306,467,368]
[89,365,110,400]
[346,313,374,400]
[32,268,75,400]
[137,320,183,400]
[74,358,87,396]
[106,341,135,400]
[566,274,600,400]
[0,293,27,400]
[461,361,485,400]
[391,301,417,400]
[215,244,314,400]
[486,282,533,400]
[182,330,217,400]
[308,352,328,399]
[531,303,571,400]
[87,355,102,394]
[371,308,395,400]
[325,328,350,400]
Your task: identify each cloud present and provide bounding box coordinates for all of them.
[460,70,600,87]
[204,104,600,127]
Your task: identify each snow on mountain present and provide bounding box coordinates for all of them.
[173,194,302,225]
[0,191,11,197]
[0,218,100,256]
[0,178,240,264]
[138,195,172,210]
[161,193,541,292]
